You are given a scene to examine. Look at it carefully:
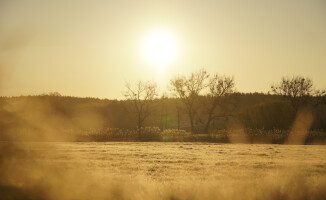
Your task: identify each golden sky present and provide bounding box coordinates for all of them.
[0,0,325,99]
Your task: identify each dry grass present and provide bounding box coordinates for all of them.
[72,127,326,144]
[1,142,326,199]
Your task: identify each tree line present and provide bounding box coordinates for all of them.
[0,70,325,141]
[123,69,326,136]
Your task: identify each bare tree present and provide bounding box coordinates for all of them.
[123,80,158,138]
[169,69,208,133]
[203,74,235,133]
[271,76,325,111]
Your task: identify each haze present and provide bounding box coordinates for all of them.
[1,0,325,99]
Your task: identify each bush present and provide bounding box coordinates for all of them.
[161,129,188,142]
[75,128,138,142]
[139,127,162,141]
[72,127,326,144]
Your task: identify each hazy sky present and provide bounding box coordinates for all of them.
[1,0,325,99]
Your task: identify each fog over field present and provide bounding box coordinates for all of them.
[1,142,326,200]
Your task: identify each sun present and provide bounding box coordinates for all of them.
[142,30,177,67]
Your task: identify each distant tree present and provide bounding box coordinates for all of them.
[239,100,295,130]
[271,76,326,112]
[41,92,62,96]
[159,93,169,130]
[203,74,235,133]
[123,80,158,138]
[175,99,182,130]
[169,69,208,133]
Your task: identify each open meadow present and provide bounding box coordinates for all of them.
[2,1,326,199]
[1,142,326,200]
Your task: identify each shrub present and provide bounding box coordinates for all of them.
[139,127,162,141]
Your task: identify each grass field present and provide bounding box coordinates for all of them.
[1,142,326,200]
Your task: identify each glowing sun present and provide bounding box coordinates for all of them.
[142,30,177,67]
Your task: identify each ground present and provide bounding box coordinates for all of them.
[1,142,326,199]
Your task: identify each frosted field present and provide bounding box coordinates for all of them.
[1,142,326,200]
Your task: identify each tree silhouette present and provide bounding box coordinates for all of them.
[169,69,208,133]
[271,76,325,112]
[203,74,235,133]
[123,80,158,138]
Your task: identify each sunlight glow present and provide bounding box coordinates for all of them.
[143,30,177,67]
